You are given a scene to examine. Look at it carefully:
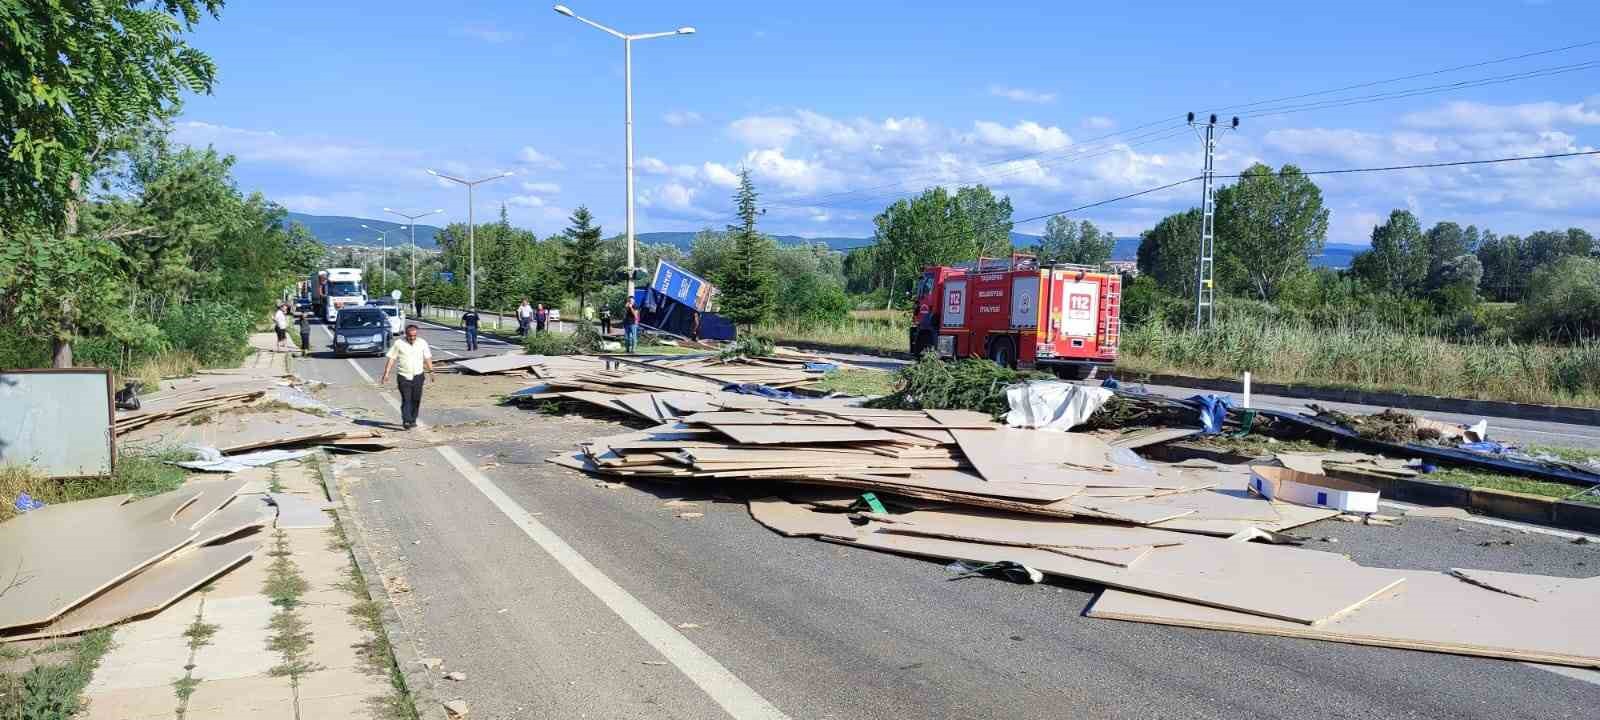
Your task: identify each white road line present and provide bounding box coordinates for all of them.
[434,446,790,720]
[1527,662,1600,687]
[413,317,514,346]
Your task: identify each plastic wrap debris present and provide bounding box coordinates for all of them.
[721,383,797,400]
[1188,395,1233,435]
[803,362,839,373]
[1004,381,1115,431]
[946,560,1044,584]
[13,493,46,513]
[176,446,315,473]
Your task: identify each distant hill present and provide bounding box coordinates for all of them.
[1314,243,1364,269]
[285,212,444,249]
[628,232,871,251]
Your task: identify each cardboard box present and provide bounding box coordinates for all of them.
[1249,465,1381,514]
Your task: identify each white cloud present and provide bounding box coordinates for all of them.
[520,181,560,194]
[1081,116,1117,130]
[970,120,1072,152]
[743,148,828,193]
[729,115,800,147]
[171,121,410,177]
[989,85,1056,104]
[506,195,546,208]
[1401,98,1600,131]
[517,146,564,170]
[276,194,338,212]
[702,162,740,188]
[663,110,703,127]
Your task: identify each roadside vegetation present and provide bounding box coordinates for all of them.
[0,447,190,524]
[0,628,114,720]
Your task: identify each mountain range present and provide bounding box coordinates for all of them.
[288,211,1361,268]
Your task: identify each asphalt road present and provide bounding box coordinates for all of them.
[292,322,1600,720]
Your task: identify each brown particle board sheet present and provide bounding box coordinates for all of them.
[190,497,273,545]
[748,498,862,538]
[846,531,1403,625]
[1446,568,1593,601]
[923,409,1005,429]
[1,537,259,641]
[952,429,1170,488]
[843,471,1081,502]
[455,354,543,375]
[0,492,201,631]
[709,424,905,446]
[170,478,249,530]
[871,510,1188,552]
[681,412,856,426]
[1088,569,1600,668]
[560,391,641,416]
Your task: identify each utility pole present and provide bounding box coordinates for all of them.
[427,171,513,309]
[1187,112,1238,329]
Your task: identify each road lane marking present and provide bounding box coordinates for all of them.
[433,446,791,720]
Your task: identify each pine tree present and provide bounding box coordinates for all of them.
[560,206,605,315]
[716,169,777,330]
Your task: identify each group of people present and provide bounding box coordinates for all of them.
[271,303,313,357]
[457,298,640,352]
[515,299,550,335]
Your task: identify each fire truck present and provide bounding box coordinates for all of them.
[909,254,1121,379]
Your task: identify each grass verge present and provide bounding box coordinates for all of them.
[328,518,419,720]
[1427,467,1600,505]
[0,629,114,720]
[0,447,190,523]
[753,318,907,355]
[807,368,895,397]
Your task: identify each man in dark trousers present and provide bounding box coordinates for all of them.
[535,303,548,333]
[622,298,640,353]
[297,311,312,357]
[379,325,434,430]
[600,306,612,335]
[462,308,480,351]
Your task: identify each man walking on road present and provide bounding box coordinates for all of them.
[379,324,434,430]
[535,303,548,333]
[272,304,290,352]
[622,298,640,353]
[462,308,480,351]
[516,299,533,336]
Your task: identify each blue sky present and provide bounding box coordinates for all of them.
[174,0,1600,244]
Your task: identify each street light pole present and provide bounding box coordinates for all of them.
[553,4,695,299]
[383,208,445,297]
[360,224,408,291]
[426,171,513,309]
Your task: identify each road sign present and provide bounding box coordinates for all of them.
[649,260,714,312]
[438,271,455,283]
[390,289,402,301]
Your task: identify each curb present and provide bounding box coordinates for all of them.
[1125,371,1600,426]
[314,452,451,720]
[1143,442,1600,535]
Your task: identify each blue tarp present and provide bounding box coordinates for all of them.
[1187,394,1233,434]
[721,383,797,400]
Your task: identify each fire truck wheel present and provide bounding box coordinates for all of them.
[1052,364,1094,381]
[987,338,1016,369]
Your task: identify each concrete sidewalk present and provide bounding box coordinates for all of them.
[78,459,396,719]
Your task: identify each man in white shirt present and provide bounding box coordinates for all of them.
[272,304,290,352]
[516,299,533,336]
[379,324,435,429]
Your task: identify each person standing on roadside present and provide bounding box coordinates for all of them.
[272,304,290,352]
[297,311,312,357]
[462,308,480,351]
[535,303,548,333]
[622,298,640,353]
[379,324,434,430]
[516,298,533,336]
[600,306,612,336]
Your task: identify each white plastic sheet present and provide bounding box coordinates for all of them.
[1003,381,1114,432]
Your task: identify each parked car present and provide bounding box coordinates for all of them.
[368,300,404,335]
[547,309,561,324]
[332,307,392,357]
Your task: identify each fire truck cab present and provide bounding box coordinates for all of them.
[909,254,1120,379]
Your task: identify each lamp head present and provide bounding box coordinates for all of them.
[502,171,515,177]
[677,27,696,35]
[427,169,440,176]
[553,4,574,16]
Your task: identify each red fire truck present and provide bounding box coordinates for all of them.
[909,254,1121,379]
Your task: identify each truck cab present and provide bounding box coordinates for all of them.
[314,268,367,323]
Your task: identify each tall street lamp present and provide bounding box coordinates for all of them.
[427,170,513,309]
[552,4,695,298]
[360,224,406,291]
[382,207,445,297]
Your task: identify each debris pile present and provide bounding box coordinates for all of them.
[116,374,392,454]
[544,381,1600,668]
[0,476,332,642]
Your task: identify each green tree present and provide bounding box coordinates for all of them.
[560,206,606,315]
[1475,231,1523,302]
[716,169,777,329]
[953,184,1014,258]
[1351,210,1428,296]
[1213,163,1329,301]
[872,187,975,303]
[1037,216,1114,266]
[1135,208,1203,297]
[1518,255,1600,342]
[1423,222,1472,283]
[684,228,735,280]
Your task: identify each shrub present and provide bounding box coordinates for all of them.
[1518,256,1600,342]
[719,335,774,360]
[159,301,252,366]
[523,330,578,356]
[866,354,1047,418]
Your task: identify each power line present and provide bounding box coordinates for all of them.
[1214,149,1600,179]
[1239,60,1600,119]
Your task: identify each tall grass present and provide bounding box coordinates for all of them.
[1118,318,1600,406]
[755,317,909,354]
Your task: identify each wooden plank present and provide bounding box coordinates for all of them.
[952,428,1168,487]
[455,354,542,375]
[748,498,862,538]
[1087,570,1600,668]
